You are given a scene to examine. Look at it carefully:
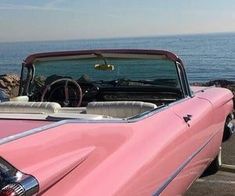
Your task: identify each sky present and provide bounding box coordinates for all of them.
[0,0,235,42]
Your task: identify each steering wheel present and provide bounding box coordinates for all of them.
[41,78,82,107]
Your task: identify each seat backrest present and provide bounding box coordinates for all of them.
[0,101,61,114]
[86,101,157,118]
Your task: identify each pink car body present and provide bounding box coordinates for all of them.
[0,49,234,195]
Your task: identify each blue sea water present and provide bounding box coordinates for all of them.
[0,33,234,82]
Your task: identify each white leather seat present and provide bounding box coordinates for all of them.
[86,101,157,118]
[0,101,61,114]
[10,96,29,102]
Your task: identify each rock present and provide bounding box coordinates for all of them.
[10,86,20,98]
[0,74,20,98]
[191,80,235,112]
[0,79,7,88]
[7,86,12,91]
[206,80,235,87]
[2,76,14,85]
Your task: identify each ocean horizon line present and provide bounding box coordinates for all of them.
[0,33,234,82]
[1,31,235,45]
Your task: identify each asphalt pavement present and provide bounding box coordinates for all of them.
[186,120,235,196]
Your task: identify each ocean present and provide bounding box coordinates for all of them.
[0,33,234,82]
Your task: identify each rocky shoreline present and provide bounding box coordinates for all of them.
[0,74,234,110]
[0,74,20,98]
[191,80,235,111]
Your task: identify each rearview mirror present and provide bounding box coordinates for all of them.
[94,64,115,71]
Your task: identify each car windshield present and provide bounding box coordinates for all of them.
[19,53,183,109]
[30,55,180,86]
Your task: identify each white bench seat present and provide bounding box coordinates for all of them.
[0,101,61,114]
[86,101,157,118]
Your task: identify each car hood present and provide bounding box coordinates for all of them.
[0,120,133,193]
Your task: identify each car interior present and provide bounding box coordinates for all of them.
[0,53,185,120]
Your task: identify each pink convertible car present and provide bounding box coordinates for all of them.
[0,49,234,196]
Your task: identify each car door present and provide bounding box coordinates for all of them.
[159,96,221,195]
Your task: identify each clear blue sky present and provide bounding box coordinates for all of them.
[0,0,235,42]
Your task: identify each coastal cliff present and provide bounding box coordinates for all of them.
[0,74,234,110]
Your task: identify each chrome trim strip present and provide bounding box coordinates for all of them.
[0,121,64,145]
[152,131,218,195]
[0,98,192,145]
[0,119,126,145]
[21,175,39,196]
[127,97,192,122]
[0,96,195,146]
[176,62,186,97]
